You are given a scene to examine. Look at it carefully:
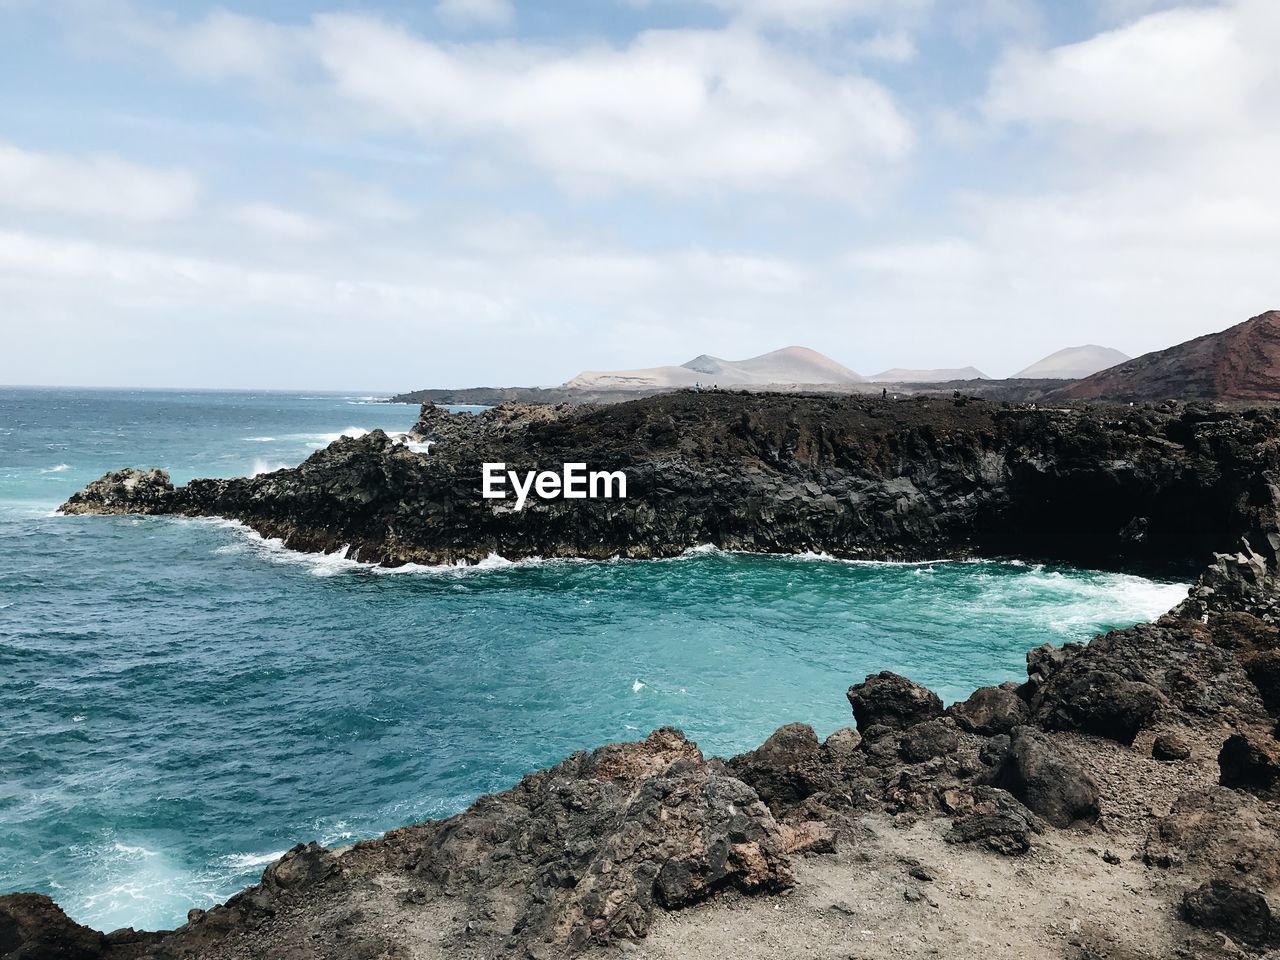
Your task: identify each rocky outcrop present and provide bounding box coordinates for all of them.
[847,672,944,732]
[947,682,1028,735]
[60,393,1280,577]
[59,468,173,516]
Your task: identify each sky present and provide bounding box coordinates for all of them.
[0,0,1277,390]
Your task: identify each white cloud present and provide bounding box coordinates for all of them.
[230,202,334,241]
[435,0,515,30]
[985,1,1279,141]
[308,17,913,196]
[0,141,198,221]
[628,0,931,31]
[80,7,913,197]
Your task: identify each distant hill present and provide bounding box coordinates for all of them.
[566,346,864,390]
[1015,345,1130,380]
[1056,310,1280,402]
[868,367,989,383]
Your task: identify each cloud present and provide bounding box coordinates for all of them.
[435,0,515,30]
[626,0,931,31]
[0,141,198,221]
[308,17,914,196]
[80,6,913,198]
[230,202,334,241]
[984,1,1278,141]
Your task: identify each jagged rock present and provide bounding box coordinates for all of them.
[1152,733,1192,762]
[1180,879,1277,949]
[947,683,1029,735]
[728,723,827,812]
[403,728,793,951]
[1219,732,1280,794]
[985,727,1100,828]
[1034,668,1165,745]
[898,718,960,764]
[847,673,943,733]
[820,727,862,764]
[0,894,107,959]
[262,842,340,892]
[58,467,173,516]
[943,786,1044,856]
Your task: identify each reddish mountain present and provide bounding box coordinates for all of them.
[1057,310,1280,402]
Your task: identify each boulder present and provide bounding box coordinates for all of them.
[1152,733,1192,762]
[986,726,1100,828]
[898,718,960,764]
[948,683,1029,735]
[847,672,943,733]
[1180,879,1276,949]
[413,728,793,950]
[1035,669,1165,744]
[1144,786,1280,884]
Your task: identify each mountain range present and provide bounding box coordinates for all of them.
[565,346,864,390]
[566,344,1123,390]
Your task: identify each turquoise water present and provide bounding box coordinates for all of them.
[0,388,1187,933]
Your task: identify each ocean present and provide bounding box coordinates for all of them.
[0,387,1188,933]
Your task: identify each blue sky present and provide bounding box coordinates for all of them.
[0,0,1274,389]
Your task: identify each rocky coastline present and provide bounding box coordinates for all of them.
[12,392,1280,958]
[56,393,1280,577]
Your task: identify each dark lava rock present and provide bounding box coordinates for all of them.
[1034,668,1165,745]
[947,683,1029,736]
[985,726,1100,828]
[405,727,794,951]
[60,393,1280,574]
[1179,879,1277,949]
[59,467,173,516]
[1219,732,1280,793]
[945,810,1039,855]
[728,722,827,812]
[0,894,107,959]
[1152,733,1192,762]
[847,672,943,733]
[940,784,1045,856]
[821,727,862,764]
[898,718,960,764]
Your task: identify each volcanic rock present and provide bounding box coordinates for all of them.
[947,683,1029,736]
[1152,733,1192,762]
[847,672,944,733]
[59,467,173,516]
[984,726,1100,828]
[1180,879,1277,949]
[1219,732,1280,794]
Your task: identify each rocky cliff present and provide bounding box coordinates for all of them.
[59,392,1280,578]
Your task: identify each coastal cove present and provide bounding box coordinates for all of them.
[0,388,1187,934]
